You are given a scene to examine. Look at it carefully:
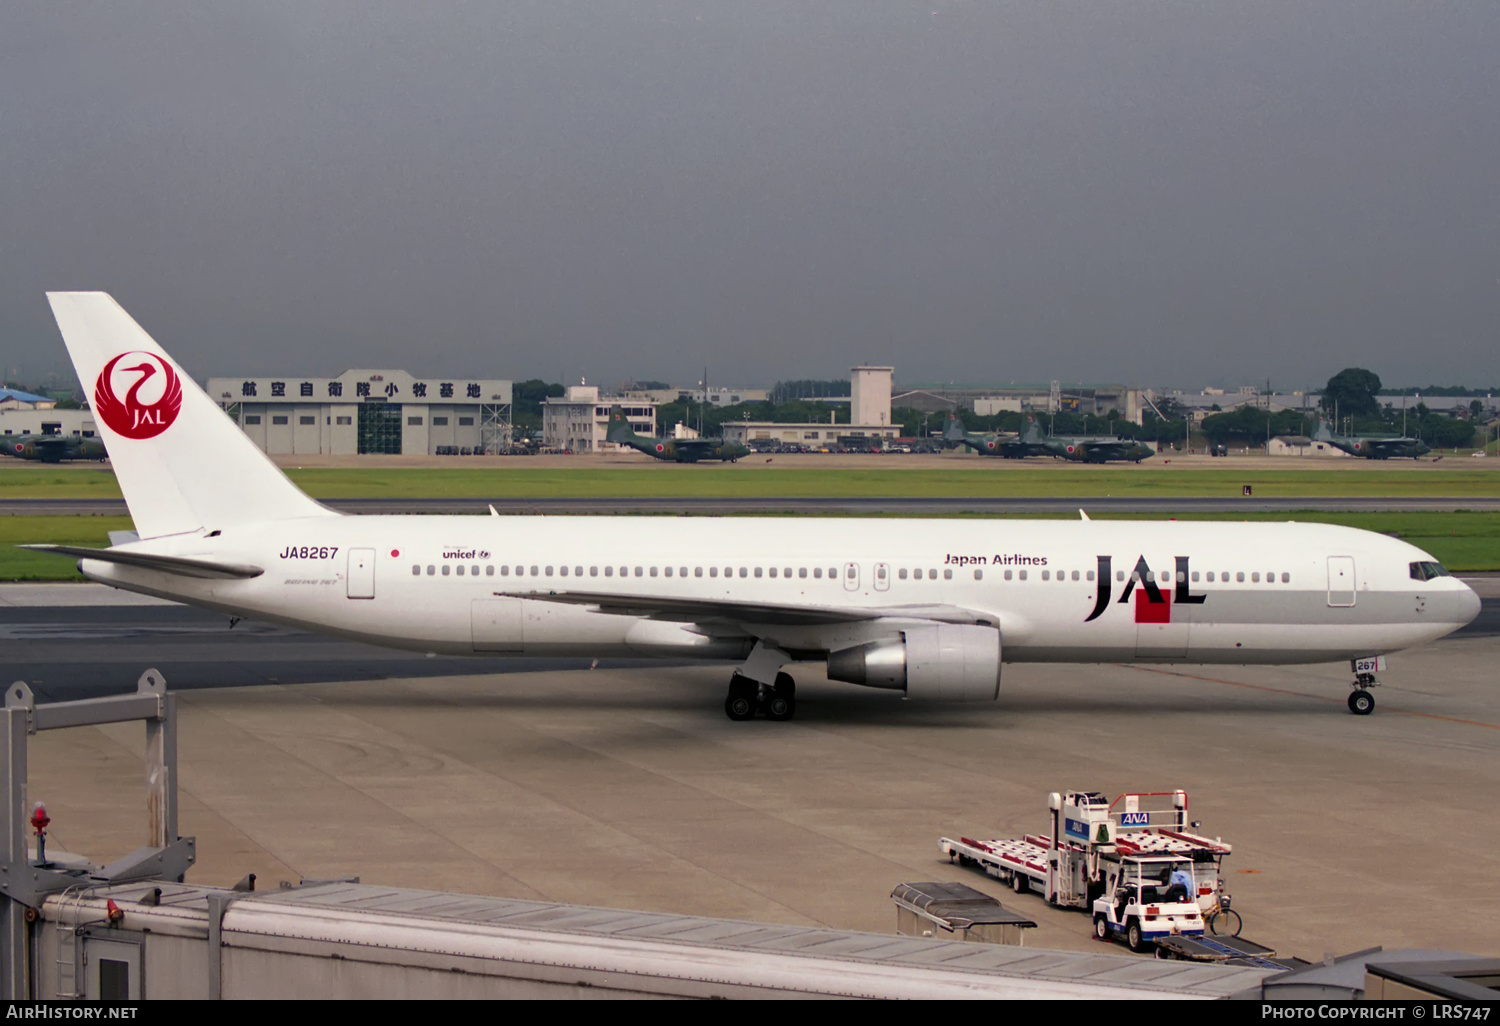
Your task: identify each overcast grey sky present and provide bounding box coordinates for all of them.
[2,2,1495,391]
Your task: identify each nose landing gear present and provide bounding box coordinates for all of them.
[1347,673,1377,715]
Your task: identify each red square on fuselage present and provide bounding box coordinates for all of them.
[1135,588,1171,624]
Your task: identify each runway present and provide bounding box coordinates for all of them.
[6,495,1500,516]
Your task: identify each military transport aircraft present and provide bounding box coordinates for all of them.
[1037,430,1156,464]
[1314,419,1432,460]
[607,406,749,463]
[27,294,1479,724]
[2,432,107,462]
[944,413,1050,458]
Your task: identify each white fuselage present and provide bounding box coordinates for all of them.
[81,516,1480,668]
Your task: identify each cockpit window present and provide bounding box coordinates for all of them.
[1409,561,1450,581]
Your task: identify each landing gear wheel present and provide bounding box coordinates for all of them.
[1348,690,1375,716]
[1094,915,1109,941]
[763,673,797,721]
[724,675,757,721]
[1126,919,1146,954]
[1011,872,1028,895]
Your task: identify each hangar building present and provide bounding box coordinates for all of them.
[208,371,512,455]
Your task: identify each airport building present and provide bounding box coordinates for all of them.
[207,371,513,455]
[718,365,900,448]
[541,384,657,452]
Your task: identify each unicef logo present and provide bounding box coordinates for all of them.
[94,352,183,440]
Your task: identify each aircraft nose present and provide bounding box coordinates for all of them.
[1443,582,1483,627]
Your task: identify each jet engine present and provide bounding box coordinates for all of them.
[826,624,1000,701]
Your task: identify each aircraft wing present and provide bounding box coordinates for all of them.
[671,439,719,453]
[20,545,264,579]
[494,588,997,629]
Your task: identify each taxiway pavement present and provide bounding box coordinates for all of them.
[7,583,1498,962]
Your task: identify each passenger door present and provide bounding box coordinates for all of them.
[1327,556,1356,607]
[346,548,376,599]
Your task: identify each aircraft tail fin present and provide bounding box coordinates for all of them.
[1312,418,1332,441]
[1022,416,1041,443]
[46,293,336,540]
[943,410,966,442]
[606,405,638,445]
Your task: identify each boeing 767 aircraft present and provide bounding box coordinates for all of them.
[29,294,1479,721]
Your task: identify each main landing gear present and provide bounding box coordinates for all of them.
[724,672,797,722]
[1347,673,1377,716]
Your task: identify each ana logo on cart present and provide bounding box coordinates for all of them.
[94,352,182,439]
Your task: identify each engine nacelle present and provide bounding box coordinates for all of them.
[826,625,1001,701]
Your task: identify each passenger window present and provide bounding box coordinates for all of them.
[427,565,435,575]
[973,569,983,580]
[1160,571,1171,582]
[899,569,908,580]
[783,567,791,578]
[1004,570,1012,581]
[709,567,718,578]
[831,567,840,579]
[1116,570,1125,582]
[576,567,583,577]
[412,565,420,575]
[1131,571,1140,582]
[545,566,554,576]
[1236,572,1245,582]
[1281,572,1290,583]
[1176,571,1185,583]
[501,566,509,576]
[1191,571,1199,582]
[1206,572,1214,582]
[1086,571,1095,582]
[798,568,807,579]
[604,566,613,577]
[1072,570,1080,581]
[681,567,689,578]
[590,566,598,577]
[695,567,703,578]
[442,565,451,576]
[663,567,671,577]
[814,568,822,579]
[1251,572,1260,583]
[650,567,658,577]
[740,567,749,578]
[530,566,539,576]
[768,568,777,578]
[755,568,763,578]
[943,569,953,579]
[459,565,467,576]
[486,566,494,576]
[1019,570,1028,581]
[558,566,567,576]
[1042,570,1050,581]
[928,569,937,580]
[635,567,644,577]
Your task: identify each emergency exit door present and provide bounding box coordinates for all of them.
[347,548,376,599]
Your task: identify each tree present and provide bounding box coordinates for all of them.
[1320,368,1382,419]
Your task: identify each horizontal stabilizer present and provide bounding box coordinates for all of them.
[495,588,995,628]
[20,544,263,579]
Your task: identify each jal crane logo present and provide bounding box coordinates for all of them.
[94,352,183,440]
